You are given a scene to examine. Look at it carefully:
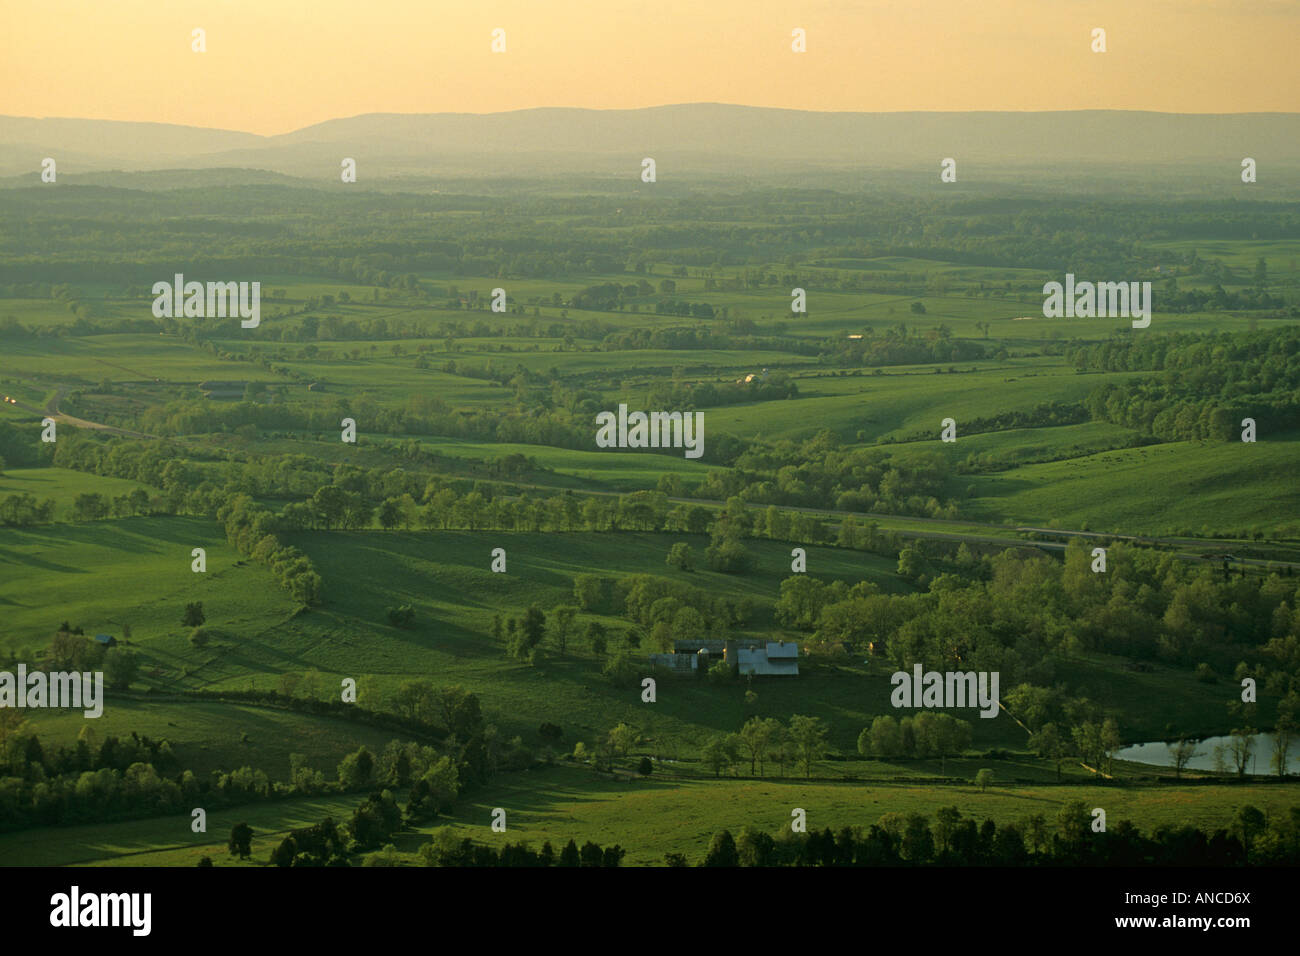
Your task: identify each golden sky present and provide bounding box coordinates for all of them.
[2,0,1294,135]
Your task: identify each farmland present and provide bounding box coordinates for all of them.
[2,764,1295,868]
[2,155,1299,869]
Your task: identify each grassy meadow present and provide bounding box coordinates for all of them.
[2,174,1298,867]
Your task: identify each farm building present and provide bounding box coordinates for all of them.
[650,638,799,676]
[93,633,117,648]
[735,641,799,676]
[674,639,726,655]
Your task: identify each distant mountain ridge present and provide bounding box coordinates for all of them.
[1,104,1296,180]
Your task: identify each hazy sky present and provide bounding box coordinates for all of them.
[2,0,1294,134]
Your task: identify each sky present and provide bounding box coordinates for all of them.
[2,0,1294,135]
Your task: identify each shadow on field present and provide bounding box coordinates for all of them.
[0,540,91,574]
[442,765,687,825]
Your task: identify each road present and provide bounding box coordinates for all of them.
[9,386,157,440]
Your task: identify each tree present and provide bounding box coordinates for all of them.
[1027,725,1068,782]
[72,492,108,522]
[585,621,608,658]
[638,756,653,776]
[654,599,695,635]
[181,602,205,628]
[901,813,934,863]
[349,792,402,850]
[408,757,459,819]
[736,827,776,867]
[1054,801,1091,861]
[573,574,606,611]
[311,485,352,530]
[1228,725,1256,778]
[608,722,638,760]
[975,768,994,792]
[706,534,756,574]
[863,715,903,758]
[701,733,738,777]
[1169,736,1200,780]
[1024,814,1048,858]
[1100,717,1122,776]
[788,714,829,778]
[1272,694,1298,778]
[1004,683,1054,733]
[228,822,253,860]
[548,605,577,655]
[520,606,546,650]
[337,746,376,789]
[270,836,297,867]
[775,576,829,631]
[0,709,29,751]
[1235,805,1266,858]
[434,685,483,739]
[393,680,436,722]
[896,546,930,585]
[558,839,580,867]
[601,644,639,685]
[378,497,403,530]
[738,716,779,776]
[934,806,962,856]
[666,542,695,572]
[508,604,546,661]
[602,845,626,867]
[649,620,674,653]
[922,713,973,776]
[703,829,739,867]
[1072,721,1106,771]
[102,647,138,690]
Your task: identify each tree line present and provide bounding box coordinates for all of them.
[692,800,1296,866]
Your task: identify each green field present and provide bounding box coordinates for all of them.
[4,764,1295,867]
[3,164,1299,869]
[412,437,716,488]
[0,517,297,654]
[0,467,153,520]
[21,698,404,779]
[3,520,1257,765]
[965,434,1300,535]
